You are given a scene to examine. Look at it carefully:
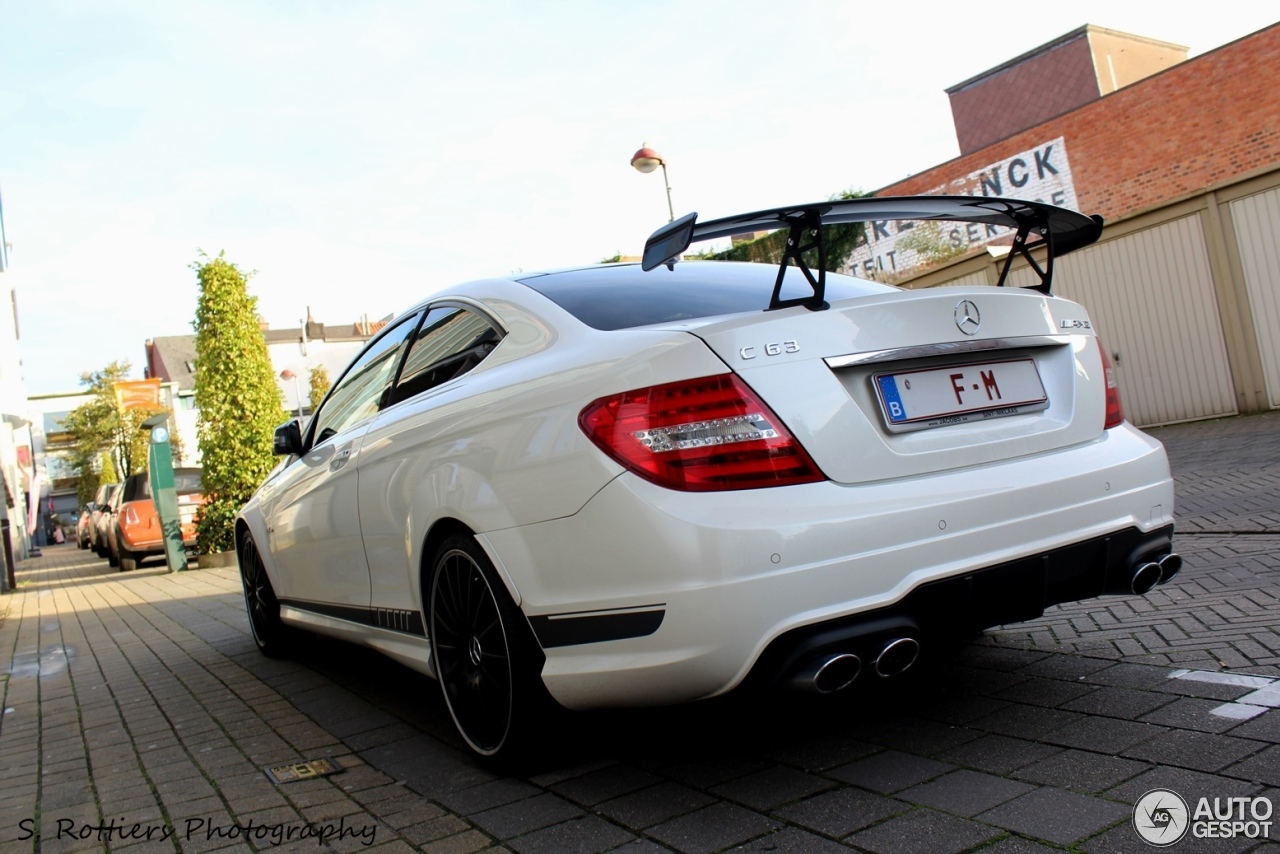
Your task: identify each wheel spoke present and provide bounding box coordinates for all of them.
[474,615,502,644]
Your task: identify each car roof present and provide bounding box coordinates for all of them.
[120,468,203,503]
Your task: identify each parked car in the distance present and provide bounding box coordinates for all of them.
[91,483,120,558]
[76,504,95,549]
[108,468,204,571]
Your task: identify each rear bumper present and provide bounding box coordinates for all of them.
[120,530,197,555]
[480,423,1176,710]
[742,522,1175,691]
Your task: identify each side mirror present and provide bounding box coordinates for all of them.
[273,420,304,456]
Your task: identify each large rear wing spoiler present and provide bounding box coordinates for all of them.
[641,195,1104,310]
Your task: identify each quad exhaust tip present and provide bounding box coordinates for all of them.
[810,653,862,694]
[1131,561,1162,595]
[1131,551,1182,595]
[792,653,862,694]
[874,637,921,678]
[791,638,921,692]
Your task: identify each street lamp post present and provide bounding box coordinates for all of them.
[280,369,303,418]
[630,145,675,222]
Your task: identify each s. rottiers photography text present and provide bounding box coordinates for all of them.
[17,815,377,847]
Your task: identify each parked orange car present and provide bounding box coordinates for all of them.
[108,468,204,571]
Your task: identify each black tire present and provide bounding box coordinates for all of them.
[119,546,137,572]
[239,532,292,657]
[427,534,550,764]
[107,541,120,568]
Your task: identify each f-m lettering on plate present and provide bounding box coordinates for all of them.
[950,369,1003,405]
[981,370,1001,400]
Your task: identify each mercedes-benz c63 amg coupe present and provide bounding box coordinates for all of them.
[236,196,1178,762]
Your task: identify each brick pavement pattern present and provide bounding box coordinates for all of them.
[2,411,1278,852]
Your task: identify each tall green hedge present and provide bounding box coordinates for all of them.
[308,364,331,413]
[192,253,283,554]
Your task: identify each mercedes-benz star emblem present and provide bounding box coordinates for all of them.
[955,299,981,335]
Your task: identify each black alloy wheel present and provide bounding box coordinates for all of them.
[429,535,547,763]
[239,533,291,656]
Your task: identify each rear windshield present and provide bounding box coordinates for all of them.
[521,264,890,331]
[137,473,202,498]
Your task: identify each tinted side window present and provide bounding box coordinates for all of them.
[310,312,421,446]
[388,307,501,405]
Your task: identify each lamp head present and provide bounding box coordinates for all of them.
[630,146,663,174]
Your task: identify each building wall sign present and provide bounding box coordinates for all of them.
[849,137,1078,280]
[113,378,162,411]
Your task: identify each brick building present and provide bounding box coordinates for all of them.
[856,23,1280,427]
[946,25,1188,157]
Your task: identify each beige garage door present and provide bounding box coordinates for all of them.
[1007,214,1237,426]
[1230,186,1280,409]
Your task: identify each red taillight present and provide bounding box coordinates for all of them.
[579,374,825,491]
[1097,340,1124,428]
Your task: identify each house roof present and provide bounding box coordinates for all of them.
[147,335,199,388]
[145,313,393,394]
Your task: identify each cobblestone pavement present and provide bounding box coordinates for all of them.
[2,412,1278,853]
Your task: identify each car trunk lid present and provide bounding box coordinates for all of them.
[663,287,1106,485]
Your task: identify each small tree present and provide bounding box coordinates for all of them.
[708,188,870,272]
[63,361,174,502]
[893,220,969,269]
[192,253,283,554]
[99,452,118,487]
[308,365,331,413]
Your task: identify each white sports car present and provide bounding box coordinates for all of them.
[237,196,1178,762]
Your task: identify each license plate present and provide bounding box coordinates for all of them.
[874,358,1048,432]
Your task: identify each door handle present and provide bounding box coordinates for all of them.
[329,449,352,472]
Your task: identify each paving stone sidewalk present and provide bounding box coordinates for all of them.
[2,411,1278,853]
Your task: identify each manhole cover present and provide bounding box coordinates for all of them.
[264,757,342,784]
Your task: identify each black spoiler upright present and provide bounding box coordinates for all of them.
[641,195,1104,310]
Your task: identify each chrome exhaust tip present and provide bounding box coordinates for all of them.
[873,637,921,678]
[1157,553,1183,584]
[1131,561,1162,595]
[813,653,862,693]
[792,653,861,694]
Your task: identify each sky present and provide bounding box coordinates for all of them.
[3,1,1277,396]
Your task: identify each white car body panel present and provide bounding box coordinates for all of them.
[258,428,372,608]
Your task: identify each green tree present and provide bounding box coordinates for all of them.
[707,188,871,272]
[63,361,174,503]
[99,452,118,487]
[192,253,283,554]
[893,220,968,268]
[308,365,331,413]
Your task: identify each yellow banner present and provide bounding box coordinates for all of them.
[114,378,161,411]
